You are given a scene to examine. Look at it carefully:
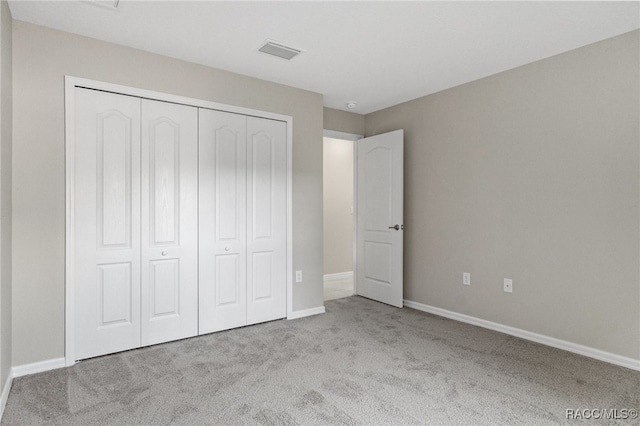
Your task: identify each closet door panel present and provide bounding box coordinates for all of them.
[74,88,142,360]
[246,117,287,325]
[141,99,198,345]
[199,109,248,334]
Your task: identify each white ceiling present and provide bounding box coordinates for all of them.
[8,1,640,114]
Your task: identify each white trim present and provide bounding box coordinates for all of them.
[65,76,293,365]
[11,358,66,378]
[287,306,326,320]
[64,77,76,367]
[323,129,362,141]
[323,271,353,282]
[352,139,358,296]
[67,76,292,123]
[0,371,13,420]
[404,299,640,372]
[286,116,293,321]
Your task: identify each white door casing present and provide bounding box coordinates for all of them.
[199,109,248,333]
[246,117,287,325]
[141,99,199,346]
[355,130,404,308]
[73,88,142,360]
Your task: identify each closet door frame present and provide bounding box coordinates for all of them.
[64,76,294,366]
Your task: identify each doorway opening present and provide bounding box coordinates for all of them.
[322,130,361,301]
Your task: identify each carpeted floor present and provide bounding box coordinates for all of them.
[2,296,639,425]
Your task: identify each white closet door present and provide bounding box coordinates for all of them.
[246,117,287,325]
[141,99,198,345]
[199,109,248,333]
[73,88,142,360]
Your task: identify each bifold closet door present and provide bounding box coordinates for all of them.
[246,116,287,325]
[140,99,199,345]
[73,89,198,360]
[199,109,248,334]
[199,112,287,333]
[74,88,142,360]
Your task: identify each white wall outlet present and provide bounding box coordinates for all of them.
[463,272,471,286]
[295,270,303,283]
[504,278,513,293]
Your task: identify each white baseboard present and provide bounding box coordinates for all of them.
[323,271,353,282]
[0,370,13,420]
[11,357,66,378]
[287,305,326,320]
[404,299,640,372]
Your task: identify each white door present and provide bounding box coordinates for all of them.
[73,88,142,360]
[199,114,287,330]
[246,117,287,325]
[355,130,404,308]
[140,99,199,345]
[199,109,248,333]
[69,81,292,362]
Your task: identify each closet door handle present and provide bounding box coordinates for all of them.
[161,251,168,256]
[225,247,231,252]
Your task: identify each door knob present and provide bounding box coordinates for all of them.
[225,247,230,252]
[388,224,400,231]
[161,251,167,256]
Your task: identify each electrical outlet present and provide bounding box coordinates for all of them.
[463,272,471,286]
[504,278,513,293]
[295,270,302,283]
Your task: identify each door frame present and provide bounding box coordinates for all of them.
[65,76,294,366]
[322,130,362,297]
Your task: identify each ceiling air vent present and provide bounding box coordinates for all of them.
[258,40,302,61]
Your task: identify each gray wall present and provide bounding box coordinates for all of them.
[323,137,353,275]
[0,0,11,385]
[365,30,640,359]
[12,21,324,366]
[323,107,364,136]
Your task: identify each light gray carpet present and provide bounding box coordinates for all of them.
[3,296,639,425]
